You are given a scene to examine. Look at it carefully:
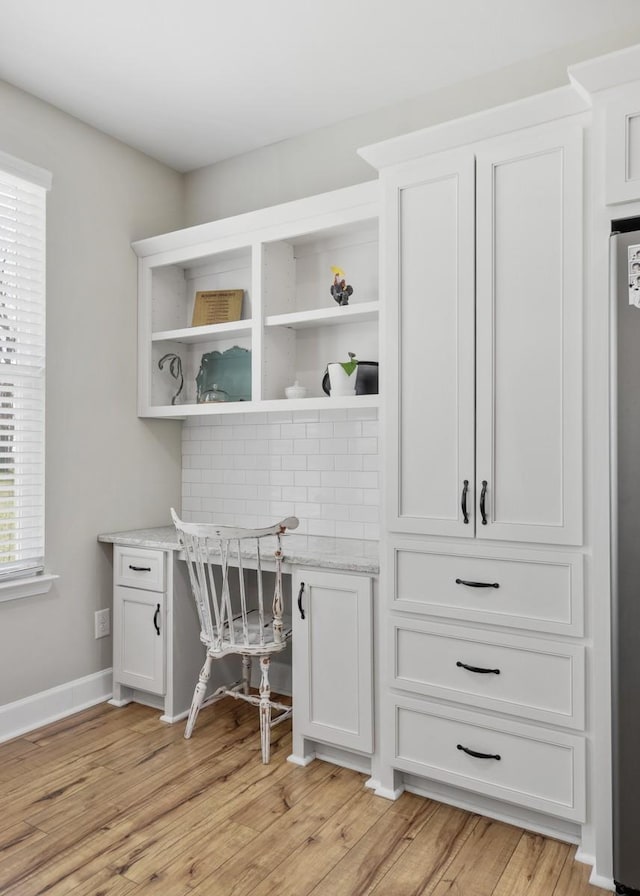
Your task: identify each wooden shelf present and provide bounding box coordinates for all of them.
[265,301,379,330]
[141,394,380,419]
[152,319,252,345]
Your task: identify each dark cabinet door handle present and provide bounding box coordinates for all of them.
[129,565,152,572]
[457,661,500,675]
[153,604,161,635]
[461,480,469,524]
[480,480,488,525]
[455,578,500,589]
[457,744,501,760]
[297,582,305,620]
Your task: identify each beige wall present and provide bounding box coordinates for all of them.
[185,24,640,223]
[0,81,184,704]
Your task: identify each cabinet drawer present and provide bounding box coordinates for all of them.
[393,697,585,822]
[391,542,584,636]
[114,546,165,592]
[393,620,584,729]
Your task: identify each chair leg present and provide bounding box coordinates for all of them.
[259,655,271,764]
[185,654,213,739]
[241,655,252,695]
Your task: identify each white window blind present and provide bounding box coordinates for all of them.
[0,168,47,579]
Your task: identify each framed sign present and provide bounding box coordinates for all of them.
[192,289,244,326]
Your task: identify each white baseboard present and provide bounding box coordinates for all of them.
[0,669,112,743]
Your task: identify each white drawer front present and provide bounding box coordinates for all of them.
[393,620,584,729]
[391,542,583,636]
[114,546,165,592]
[394,697,585,821]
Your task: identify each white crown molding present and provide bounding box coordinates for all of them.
[357,85,589,171]
[569,42,640,96]
[0,149,52,190]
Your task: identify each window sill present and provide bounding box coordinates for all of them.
[0,573,58,603]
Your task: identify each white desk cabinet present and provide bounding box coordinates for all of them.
[289,568,374,765]
[110,545,204,722]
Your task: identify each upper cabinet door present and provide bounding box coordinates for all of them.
[383,149,476,537]
[475,122,583,545]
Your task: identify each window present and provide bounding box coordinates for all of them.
[0,153,51,584]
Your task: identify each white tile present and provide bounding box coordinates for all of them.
[307,455,335,471]
[270,470,295,486]
[282,486,308,502]
[336,521,364,540]
[292,409,320,423]
[320,471,352,488]
[246,470,270,485]
[307,519,336,537]
[348,472,379,489]
[318,408,348,422]
[334,455,363,472]
[268,411,293,424]
[294,470,322,487]
[305,422,335,439]
[349,437,378,455]
[282,455,308,471]
[347,407,378,421]
[320,503,350,521]
[320,438,349,455]
[294,501,322,518]
[349,505,379,523]
[270,439,294,455]
[281,423,307,439]
[333,488,364,505]
[293,438,320,455]
[363,454,380,471]
[363,489,380,506]
[363,523,380,540]
[309,486,336,504]
[333,421,362,438]
[232,424,257,440]
[362,421,379,438]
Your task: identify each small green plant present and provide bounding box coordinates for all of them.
[339,352,358,376]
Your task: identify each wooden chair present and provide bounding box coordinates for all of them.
[171,509,298,763]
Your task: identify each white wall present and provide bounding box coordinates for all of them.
[185,25,640,223]
[0,80,184,705]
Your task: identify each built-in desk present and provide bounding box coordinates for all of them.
[98,526,378,771]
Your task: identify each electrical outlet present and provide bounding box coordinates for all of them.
[94,608,110,639]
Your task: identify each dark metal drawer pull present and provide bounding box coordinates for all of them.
[456,661,500,675]
[455,578,499,589]
[297,582,305,620]
[153,604,161,635]
[457,744,501,760]
[129,564,152,572]
[461,480,469,524]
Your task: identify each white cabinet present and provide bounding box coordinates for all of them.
[382,120,583,546]
[133,181,380,417]
[110,546,204,722]
[364,110,588,827]
[113,584,165,695]
[289,568,373,764]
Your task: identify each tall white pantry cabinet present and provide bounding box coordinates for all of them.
[360,99,591,838]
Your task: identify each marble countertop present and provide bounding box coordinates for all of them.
[98,526,379,575]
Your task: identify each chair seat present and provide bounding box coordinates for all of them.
[203,608,292,657]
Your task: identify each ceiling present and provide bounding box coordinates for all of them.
[2,0,640,173]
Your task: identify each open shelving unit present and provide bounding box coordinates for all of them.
[133,181,380,418]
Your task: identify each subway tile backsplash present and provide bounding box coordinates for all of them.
[181,407,380,552]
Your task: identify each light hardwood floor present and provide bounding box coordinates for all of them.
[0,699,608,896]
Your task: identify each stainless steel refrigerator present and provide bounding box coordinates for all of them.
[611,225,640,896]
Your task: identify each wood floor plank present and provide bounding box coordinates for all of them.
[429,815,523,896]
[235,785,394,896]
[492,831,571,896]
[306,792,438,896]
[0,703,608,896]
[552,849,611,896]
[194,766,367,896]
[368,802,480,896]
